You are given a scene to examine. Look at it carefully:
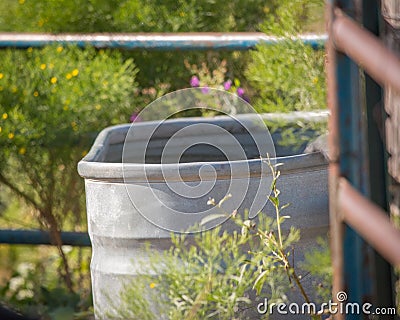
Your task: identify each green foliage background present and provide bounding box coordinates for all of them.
[0,45,137,318]
[0,0,325,91]
[0,0,327,318]
[0,45,136,231]
[245,0,326,112]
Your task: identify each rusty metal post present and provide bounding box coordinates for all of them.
[329,2,372,318]
[328,1,394,318]
[328,1,370,317]
[326,2,345,319]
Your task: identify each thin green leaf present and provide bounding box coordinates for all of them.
[200,213,228,226]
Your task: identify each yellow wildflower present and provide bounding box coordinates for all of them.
[8,133,14,139]
[40,64,46,70]
[66,73,72,80]
[19,0,25,4]
[33,91,39,97]
[50,77,57,84]
[0,73,3,79]
[11,86,18,93]
[81,150,88,157]
[312,77,319,84]
[0,127,2,133]
[95,104,101,110]
[19,147,26,155]
[27,47,33,53]
[63,105,69,111]
[71,121,78,131]
[149,283,156,289]
[56,46,63,53]
[72,69,79,77]
[2,113,8,120]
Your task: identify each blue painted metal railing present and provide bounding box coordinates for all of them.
[0,229,90,247]
[0,31,326,247]
[0,32,327,50]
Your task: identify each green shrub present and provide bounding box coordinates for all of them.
[111,0,274,92]
[302,237,332,303]
[0,246,92,319]
[0,0,326,98]
[113,160,328,319]
[111,219,291,320]
[0,0,272,33]
[245,0,326,112]
[0,0,281,91]
[0,45,137,291]
[0,0,116,33]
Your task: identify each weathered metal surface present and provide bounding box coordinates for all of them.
[332,9,400,93]
[339,178,400,267]
[0,32,327,50]
[362,0,393,310]
[326,3,345,317]
[0,229,90,246]
[78,113,329,318]
[331,7,371,314]
[329,1,395,318]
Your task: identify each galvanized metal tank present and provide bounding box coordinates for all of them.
[78,112,329,319]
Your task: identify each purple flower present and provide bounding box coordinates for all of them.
[223,80,232,91]
[236,87,245,97]
[190,76,200,87]
[201,86,210,94]
[130,112,141,123]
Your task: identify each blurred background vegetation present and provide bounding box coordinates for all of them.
[0,0,325,318]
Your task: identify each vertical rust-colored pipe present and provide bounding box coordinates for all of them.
[326,3,345,320]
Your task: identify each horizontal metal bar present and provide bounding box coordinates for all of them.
[338,178,400,267]
[0,229,91,247]
[332,9,400,93]
[0,32,327,51]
